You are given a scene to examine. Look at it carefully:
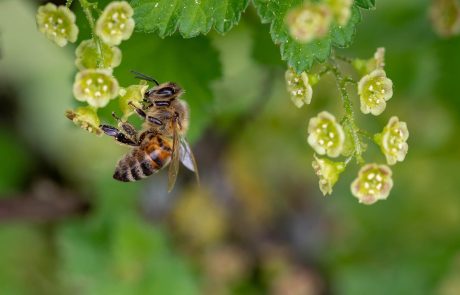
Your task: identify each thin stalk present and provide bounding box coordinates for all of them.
[328,57,365,164]
[79,0,104,68]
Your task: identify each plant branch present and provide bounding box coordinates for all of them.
[328,57,365,164]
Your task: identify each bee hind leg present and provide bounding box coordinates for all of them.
[100,124,139,146]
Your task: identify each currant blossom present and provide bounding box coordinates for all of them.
[358,69,393,116]
[429,0,460,37]
[285,68,313,108]
[73,69,119,108]
[351,163,393,205]
[327,0,353,26]
[95,1,135,46]
[36,3,78,47]
[119,83,149,119]
[352,47,386,76]
[285,3,332,43]
[75,39,122,70]
[65,106,101,135]
[312,155,345,195]
[375,116,409,165]
[307,112,345,157]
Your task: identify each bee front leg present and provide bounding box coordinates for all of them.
[100,124,139,146]
[112,112,139,143]
[128,101,147,119]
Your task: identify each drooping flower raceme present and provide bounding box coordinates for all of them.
[285,3,332,43]
[75,39,122,70]
[119,83,149,119]
[285,68,313,108]
[36,3,78,47]
[95,1,135,46]
[375,116,409,165]
[327,0,353,26]
[73,69,119,108]
[351,163,393,205]
[358,69,393,116]
[307,111,345,157]
[65,106,101,135]
[312,155,345,196]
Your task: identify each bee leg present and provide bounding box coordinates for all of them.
[147,116,163,126]
[128,101,147,119]
[100,124,139,146]
[111,112,139,143]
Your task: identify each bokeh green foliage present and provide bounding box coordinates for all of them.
[1,0,460,294]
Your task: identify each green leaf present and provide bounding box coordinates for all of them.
[130,0,250,38]
[355,0,376,9]
[253,1,363,73]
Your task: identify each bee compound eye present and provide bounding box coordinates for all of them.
[156,87,174,96]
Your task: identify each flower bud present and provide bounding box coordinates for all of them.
[429,0,460,38]
[312,155,345,195]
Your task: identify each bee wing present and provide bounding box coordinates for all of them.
[167,121,181,193]
[180,137,200,185]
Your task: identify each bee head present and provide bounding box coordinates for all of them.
[144,82,183,107]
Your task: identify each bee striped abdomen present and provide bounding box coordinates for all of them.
[113,135,172,182]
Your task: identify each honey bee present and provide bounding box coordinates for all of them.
[100,71,199,192]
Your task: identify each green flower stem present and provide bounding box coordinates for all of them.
[328,57,365,164]
[78,0,104,68]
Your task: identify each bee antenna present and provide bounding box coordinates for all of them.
[130,70,159,86]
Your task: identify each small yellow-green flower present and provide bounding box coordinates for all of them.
[285,68,313,108]
[73,69,119,108]
[75,39,122,70]
[285,3,332,43]
[65,106,101,135]
[358,69,393,116]
[307,111,345,157]
[351,163,393,205]
[36,3,78,47]
[95,1,135,46]
[327,0,353,26]
[312,155,345,195]
[429,0,460,38]
[119,83,149,119]
[375,116,409,165]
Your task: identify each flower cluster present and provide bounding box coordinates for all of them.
[285,1,354,43]
[36,1,137,134]
[285,46,408,205]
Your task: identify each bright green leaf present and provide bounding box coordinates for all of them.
[253,0,363,73]
[130,0,250,38]
[355,0,376,9]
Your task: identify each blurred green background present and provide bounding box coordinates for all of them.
[1,0,460,294]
